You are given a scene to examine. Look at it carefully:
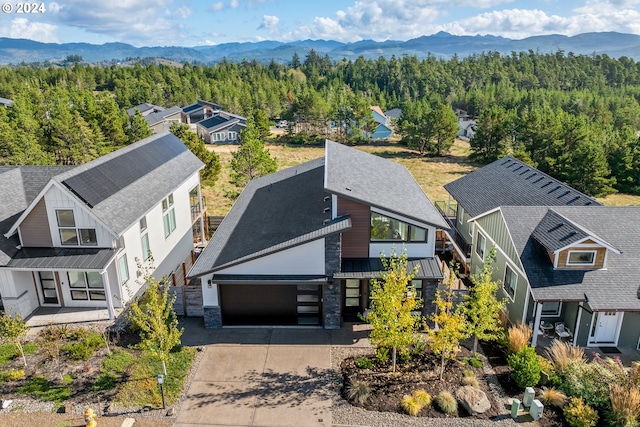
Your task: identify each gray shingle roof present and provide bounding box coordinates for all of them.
[126,103,162,117]
[445,156,600,218]
[335,257,443,279]
[144,106,182,126]
[53,132,204,235]
[324,140,448,229]
[189,157,335,277]
[500,206,640,310]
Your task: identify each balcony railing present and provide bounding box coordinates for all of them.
[190,196,207,223]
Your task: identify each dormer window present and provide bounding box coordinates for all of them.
[567,250,596,266]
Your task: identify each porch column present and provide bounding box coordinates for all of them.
[101,270,116,320]
[531,301,543,346]
[572,302,583,347]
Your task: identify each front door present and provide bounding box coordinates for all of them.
[38,271,59,305]
[593,311,622,344]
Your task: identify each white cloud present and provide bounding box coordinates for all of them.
[209,2,224,11]
[230,0,240,9]
[173,6,193,19]
[258,15,280,32]
[0,18,59,42]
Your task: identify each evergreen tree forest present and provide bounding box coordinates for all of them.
[1,50,640,196]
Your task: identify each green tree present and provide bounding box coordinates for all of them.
[459,248,505,355]
[170,123,222,183]
[0,311,29,368]
[429,103,459,156]
[128,108,153,143]
[230,116,277,186]
[128,265,183,376]
[470,106,511,162]
[428,265,467,380]
[252,109,272,140]
[365,249,421,372]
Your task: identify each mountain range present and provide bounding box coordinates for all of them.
[1,31,639,65]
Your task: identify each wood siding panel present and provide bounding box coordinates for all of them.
[20,198,53,247]
[337,197,370,258]
[557,247,607,269]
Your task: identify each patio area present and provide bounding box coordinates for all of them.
[24,307,123,336]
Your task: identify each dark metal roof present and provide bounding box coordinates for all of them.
[182,103,204,114]
[335,257,443,279]
[324,140,448,229]
[62,133,188,208]
[7,247,116,270]
[499,206,640,311]
[445,156,600,218]
[210,275,327,284]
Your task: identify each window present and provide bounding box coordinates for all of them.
[228,131,237,140]
[458,206,464,224]
[139,216,147,232]
[162,194,176,238]
[370,212,428,242]
[212,132,225,142]
[141,233,151,260]
[410,279,423,299]
[345,279,360,307]
[118,254,129,285]
[541,301,562,316]
[503,265,517,299]
[476,232,486,260]
[567,250,596,266]
[116,236,125,251]
[56,209,97,246]
[68,271,104,301]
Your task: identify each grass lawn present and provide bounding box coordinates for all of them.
[202,137,640,217]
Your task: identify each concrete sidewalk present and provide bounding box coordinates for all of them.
[174,319,372,427]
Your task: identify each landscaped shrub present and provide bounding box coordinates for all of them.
[561,359,616,409]
[435,390,458,414]
[539,386,567,407]
[507,323,532,354]
[462,375,480,389]
[401,390,431,416]
[375,347,390,363]
[462,356,483,368]
[345,380,370,405]
[413,389,431,406]
[545,340,585,374]
[1,369,25,382]
[607,385,640,427]
[63,329,103,361]
[564,397,598,427]
[507,345,541,388]
[354,356,373,369]
[463,369,475,378]
[538,356,562,386]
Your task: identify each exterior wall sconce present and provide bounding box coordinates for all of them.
[207,279,213,288]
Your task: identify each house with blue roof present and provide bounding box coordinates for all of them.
[0,132,205,320]
[188,140,448,329]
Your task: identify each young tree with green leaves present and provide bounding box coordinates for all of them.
[127,108,153,143]
[0,311,29,368]
[459,248,505,355]
[128,266,183,376]
[230,116,277,186]
[428,266,467,380]
[366,249,421,372]
[170,123,222,183]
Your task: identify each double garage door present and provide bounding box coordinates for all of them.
[219,284,322,326]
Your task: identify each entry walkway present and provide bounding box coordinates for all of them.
[175,319,371,427]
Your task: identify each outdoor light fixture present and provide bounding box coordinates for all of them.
[207,279,212,288]
[157,374,166,409]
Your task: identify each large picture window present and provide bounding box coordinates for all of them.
[162,194,176,238]
[68,271,104,301]
[370,212,428,242]
[56,209,97,246]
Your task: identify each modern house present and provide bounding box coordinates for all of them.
[439,156,640,350]
[456,120,476,141]
[367,106,394,140]
[196,111,247,144]
[0,132,205,320]
[126,104,183,134]
[181,100,223,125]
[188,140,448,329]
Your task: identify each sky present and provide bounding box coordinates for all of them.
[0,0,639,47]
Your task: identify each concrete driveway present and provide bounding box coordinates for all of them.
[174,322,367,427]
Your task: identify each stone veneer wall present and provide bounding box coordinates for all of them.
[324,234,341,329]
[203,305,222,328]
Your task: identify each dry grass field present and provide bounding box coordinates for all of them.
[202,138,640,217]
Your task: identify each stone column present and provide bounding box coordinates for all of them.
[203,306,222,328]
[323,234,341,329]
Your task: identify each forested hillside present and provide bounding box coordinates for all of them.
[1,50,639,197]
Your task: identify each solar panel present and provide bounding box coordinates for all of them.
[62,134,187,208]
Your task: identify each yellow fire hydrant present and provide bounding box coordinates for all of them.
[84,407,97,427]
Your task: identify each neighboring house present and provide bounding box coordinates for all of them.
[367,106,393,140]
[0,132,205,320]
[384,108,402,120]
[181,100,223,125]
[0,97,14,108]
[196,112,247,144]
[126,104,183,134]
[188,140,448,329]
[457,120,476,140]
[440,157,640,350]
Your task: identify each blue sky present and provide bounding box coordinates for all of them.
[1,0,639,46]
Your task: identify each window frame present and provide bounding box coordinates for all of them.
[118,254,129,285]
[141,233,151,261]
[566,250,597,266]
[475,232,486,260]
[67,271,105,301]
[503,264,517,301]
[55,209,97,246]
[541,301,562,317]
[369,212,428,243]
[162,194,177,238]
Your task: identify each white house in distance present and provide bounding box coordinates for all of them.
[0,132,204,319]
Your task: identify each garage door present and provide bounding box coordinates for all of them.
[220,284,321,326]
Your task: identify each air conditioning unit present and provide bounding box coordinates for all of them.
[529,399,544,420]
[523,387,535,407]
[510,399,522,419]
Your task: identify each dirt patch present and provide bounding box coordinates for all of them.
[0,412,174,427]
